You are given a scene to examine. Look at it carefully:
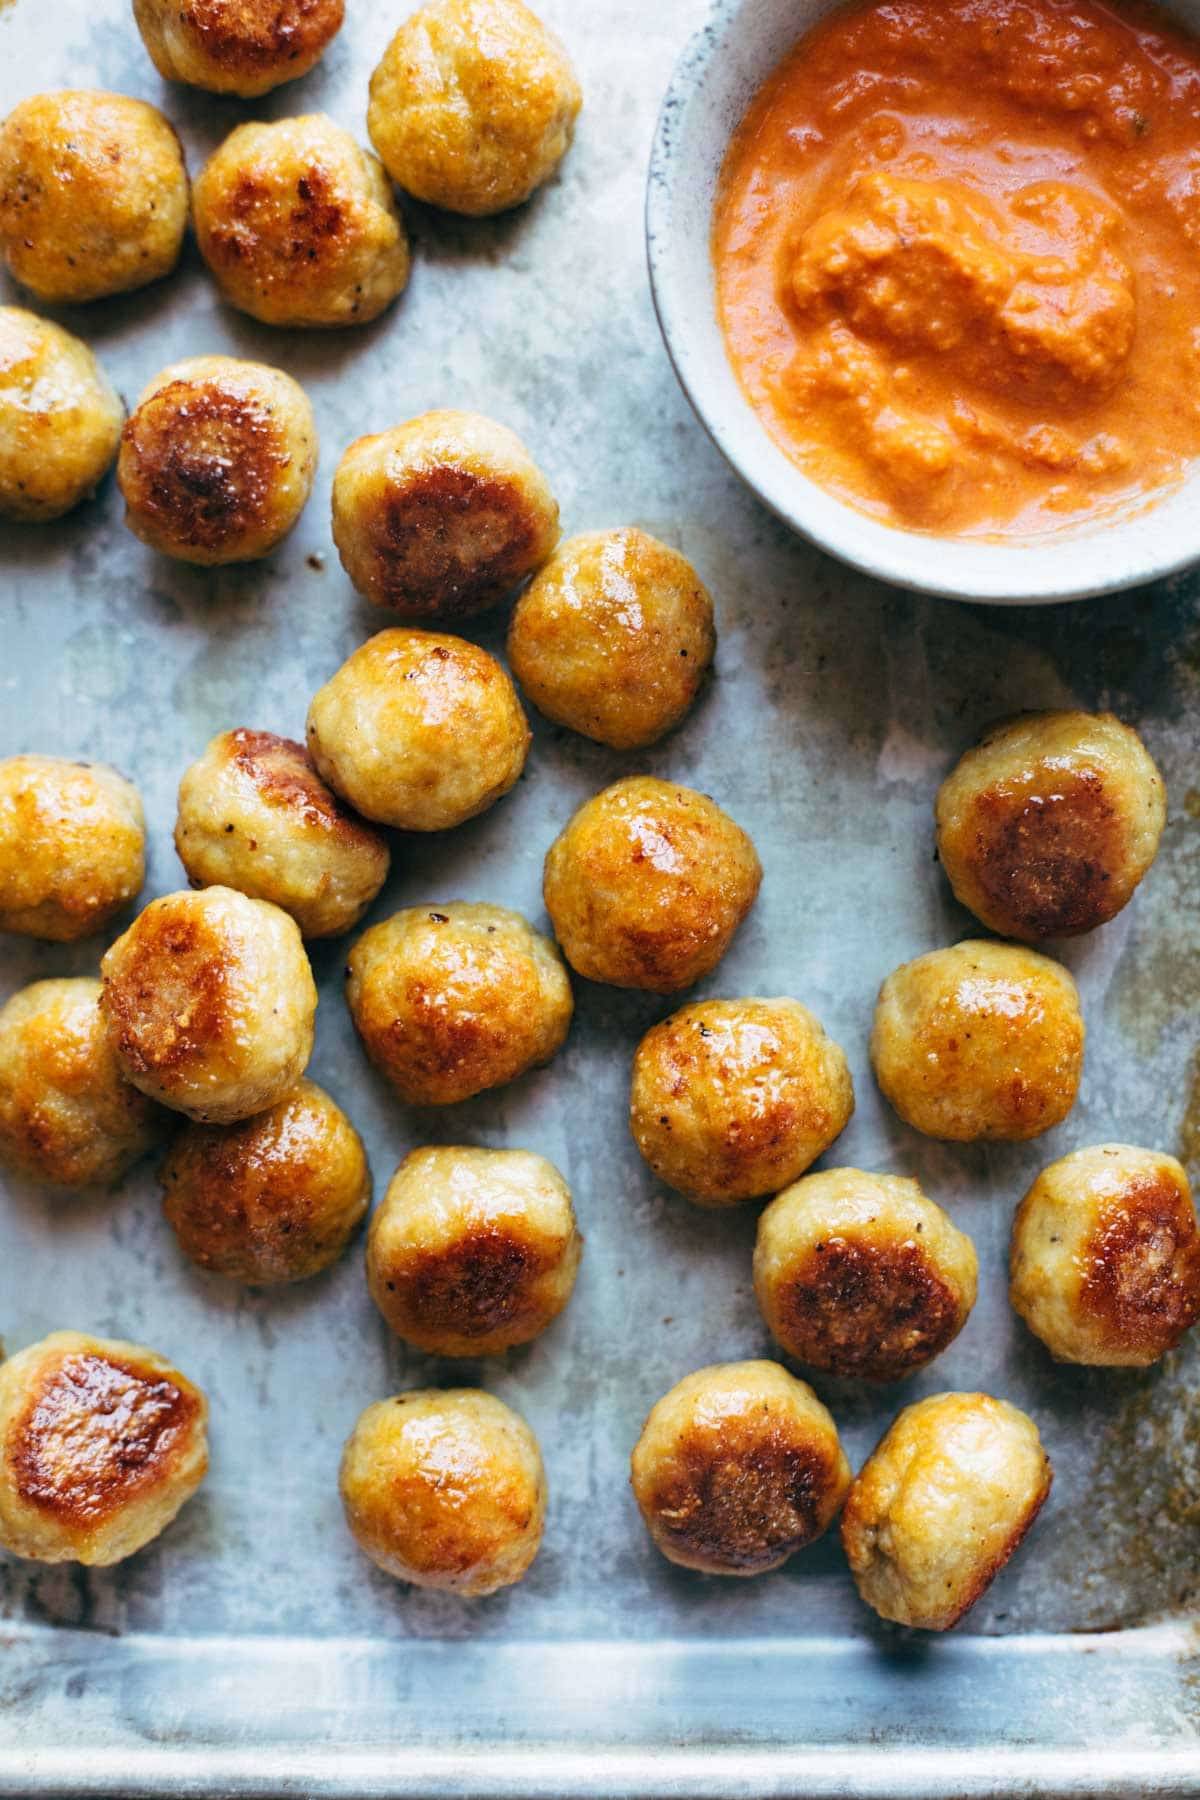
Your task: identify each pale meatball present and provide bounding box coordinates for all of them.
[161,1078,370,1284]
[870,940,1084,1142]
[100,886,317,1123]
[0,755,144,942]
[543,776,762,993]
[119,356,316,566]
[0,91,187,304]
[339,1388,545,1595]
[1010,1144,1200,1367]
[331,411,560,619]
[0,309,123,523]
[306,629,530,831]
[0,1331,208,1566]
[367,1146,581,1354]
[507,528,716,750]
[367,0,581,217]
[346,903,572,1106]
[0,978,166,1188]
[175,729,389,939]
[754,1169,978,1382]
[936,710,1166,942]
[841,1392,1052,1630]
[133,0,344,97]
[630,1360,850,1577]
[629,997,853,1207]
[193,116,409,328]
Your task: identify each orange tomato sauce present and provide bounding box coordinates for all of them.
[714,0,1200,537]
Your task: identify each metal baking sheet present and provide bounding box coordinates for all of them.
[2,0,1200,1791]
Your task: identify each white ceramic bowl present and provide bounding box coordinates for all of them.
[646,0,1200,604]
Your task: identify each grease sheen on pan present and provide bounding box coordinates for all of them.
[133,0,345,97]
[0,309,124,522]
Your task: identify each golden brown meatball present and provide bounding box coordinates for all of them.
[175,728,389,939]
[193,115,409,327]
[346,902,572,1106]
[133,0,344,97]
[870,939,1084,1142]
[0,91,187,304]
[754,1169,978,1382]
[339,1388,545,1595]
[119,356,317,566]
[630,1360,850,1577]
[629,997,852,1207]
[306,628,530,831]
[367,0,581,217]
[543,776,762,993]
[0,755,144,942]
[1010,1144,1200,1367]
[507,528,716,750]
[161,1077,370,1284]
[331,411,560,619]
[100,886,317,1124]
[935,710,1166,942]
[0,1331,208,1566]
[841,1392,1052,1630]
[367,1146,581,1354]
[0,309,123,523]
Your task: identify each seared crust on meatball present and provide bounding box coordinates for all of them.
[0,755,145,942]
[0,308,123,523]
[630,1360,851,1577]
[133,0,344,97]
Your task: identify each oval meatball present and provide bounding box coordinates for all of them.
[0,1330,208,1566]
[133,0,344,97]
[100,886,317,1124]
[119,356,317,566]
[339,1387,545,1595]
[175,728,389,939]
[507,528,716,750]
[306,628,530,831]
[0,754,144,942]
[936,710,1166,941]
[193,115,409,328]
[630,1360,850,1577]
[346,902,571,1106]
[870,939,1084,1142]
[0,309,123,523]
[331,411,559,619]
[1010,1144,1200,1367]
[367,1145,581,1354]
[754,1169,978,1381]
[0,91,187,304]
[367,0,581,217]
[841,1392,1052,1630]
[543,776,762,993]
[629,997,853,1207]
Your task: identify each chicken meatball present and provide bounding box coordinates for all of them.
[0,91,187,304]
[161,1078,370,1284]
[630,1360,850,1577]
[367,0,581,217]
[543,776,762,993]
[0,755,144,942]
[133,0,344,97]
[367,1146,581,1354]
[193,115,409,328]
[100,886,317,1123]
[754,1169,978,1382]
[346,903,571,1106]
[507,528,716,750]
[1010,1144,1200,1367]
[0,1330,208,1566]
[119,356,317,566]
[936,710,1166,942]
[841,1392,1052,1630]
[0,309,123,523]
[629,997,853,1207]
[331,411,559,619]
[870,939,1084,1142]
[175,728,389,939]
[306,628,530,831]
[339,1388,545,1595]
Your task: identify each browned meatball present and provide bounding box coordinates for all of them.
[0,755,145,942]
[133,0,345,97]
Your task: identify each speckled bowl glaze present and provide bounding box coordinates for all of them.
[646,0,1200,604]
